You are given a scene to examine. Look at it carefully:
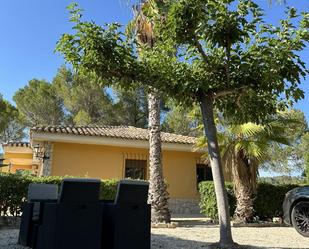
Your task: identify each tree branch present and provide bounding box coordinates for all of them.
[224,37,231,85]
[213,86,248,99]
[193,35,209,64]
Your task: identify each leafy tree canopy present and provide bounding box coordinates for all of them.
[53,66,150,127]
[0,94,25,143]
[53,66,116,125]
[112,86,149,128]
[56,0,308,124]
[299,132,309,182]
[13,79,64,126]
[162,101,201,136]
[12,66,153,128]
[262,109,308,174]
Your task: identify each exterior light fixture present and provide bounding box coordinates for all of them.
[33,144,50,162]
[0,157,9,167]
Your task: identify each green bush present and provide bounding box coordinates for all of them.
[0,173,118,216]
[199,181,300,221]
[100,179,118,200]
[253,183,299,219]
[198,181,236,221]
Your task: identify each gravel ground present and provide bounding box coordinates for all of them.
[152,226,309,249]
[1,227,308,249]
[0,229,25,249]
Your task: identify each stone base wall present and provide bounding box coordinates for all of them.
[169,198,200,215]
[42,142,53,176]
[0,217,20,229]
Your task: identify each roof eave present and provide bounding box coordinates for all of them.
[31,132,205,153]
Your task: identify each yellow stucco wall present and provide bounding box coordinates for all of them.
[51,142,204,199]
[2,152,33,173]
[4,152,33,160]
[52,143,129,179]
[162,151,200,199]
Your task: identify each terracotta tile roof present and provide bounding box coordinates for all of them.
[2,142,30,148]
[30,126,197,145]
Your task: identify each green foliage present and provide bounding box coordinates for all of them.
[0,173,62,216]
[196,110,301,168]
[50,66,151,128]
[253,183,299,218]
[162,102,201,136]
[199,181,236,221]
[12,66,151,128]
[259,176,305,185]
[100,178,118,200]
[263,110,308,174]
[165,0,308,123]
[56,14,143,87]
[73,110,92,125]
[112,86,149,128]
[13,79,64,126]
[15,170,35,177]
[199,181,301,220]
[56,1,308,124]
[0,95,7,132]
[306,161,309,183]
[0,173,118,216]
[0,94,25,143]
[162,105,308,176]
[53,66,116,126]
[300,132,309,183]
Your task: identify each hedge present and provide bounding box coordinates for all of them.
[0,173,118,216]
[199,181,300,221]
[199,181,236,221]
[253,182,299,219]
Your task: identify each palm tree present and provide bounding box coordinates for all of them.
[198,112,296,223]
[130,0,171,223]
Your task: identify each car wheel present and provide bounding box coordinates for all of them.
[291,201,309,237]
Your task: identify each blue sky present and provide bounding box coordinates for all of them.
[0,0,308,122]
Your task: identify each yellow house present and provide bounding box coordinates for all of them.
[29,125,232,214]
[1,142,37,174]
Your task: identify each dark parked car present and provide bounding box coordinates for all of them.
[283,186,309,237]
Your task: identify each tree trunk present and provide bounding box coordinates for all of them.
[148,88,171,223]
[232,150,257,223]
[199,94,234,247]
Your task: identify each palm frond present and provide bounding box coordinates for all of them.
[229,122,265,139]
[194,136,207,150]
[235,140,268,162]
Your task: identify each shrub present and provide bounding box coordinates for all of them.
[253,183,299,219]
[100,179,118,200]
[198,181,236,221]
[0,173,63,216]
[199,181,300,221]
[0,173,118,216]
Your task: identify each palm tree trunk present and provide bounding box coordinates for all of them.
[132,0,171,224]
[148,88,171,223]
[199,94,234,246]
[232,151,257,223]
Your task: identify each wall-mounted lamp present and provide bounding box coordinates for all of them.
[0,157,9,168]
[33,144,50,162]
